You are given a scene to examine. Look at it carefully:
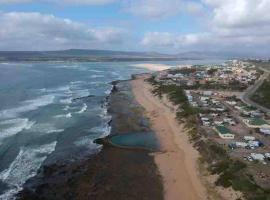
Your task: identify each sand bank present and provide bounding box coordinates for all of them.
[131,74,207,200]
[132,63,173,71]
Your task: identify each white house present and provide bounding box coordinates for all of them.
[250,153,265,161]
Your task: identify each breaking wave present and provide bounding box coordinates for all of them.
[0,141,57,200]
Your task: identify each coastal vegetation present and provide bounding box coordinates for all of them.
[147,76,199,140]
[147,75,270,200]
[251,76,270,109]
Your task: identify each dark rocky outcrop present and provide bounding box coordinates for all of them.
[18,80,163,200]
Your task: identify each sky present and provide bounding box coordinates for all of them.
[0,0,270,56]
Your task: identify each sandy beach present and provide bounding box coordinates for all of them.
[131,63,173,71]
[131,74,208,200]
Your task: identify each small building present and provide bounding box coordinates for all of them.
[202,91,213,96]
[235,142,248,148]
[243,118,270,129]
[265,153,270,160]
[260,128,270,135]
[250,153,265,161]
[226,101,237,106]
[214,126,235,139]
[248,141,260,148]
[244,136,255,141]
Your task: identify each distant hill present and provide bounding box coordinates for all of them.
[0,49,178,62]
[0,49,239,62]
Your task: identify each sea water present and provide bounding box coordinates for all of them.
[0,61,149,199]
[0,59,224,199]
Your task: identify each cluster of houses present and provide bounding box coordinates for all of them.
[154,61,259,89]
[154,60,270,165]
[229,136,263,149]
[230,101,270,135]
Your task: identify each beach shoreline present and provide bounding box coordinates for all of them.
[131,63,173,71]
[131,74,208,200]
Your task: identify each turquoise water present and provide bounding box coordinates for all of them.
[110,132,160,151]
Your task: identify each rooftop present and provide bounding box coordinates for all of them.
[248,118,269,126]
[215,126,232,135]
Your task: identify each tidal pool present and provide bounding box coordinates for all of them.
[109,132,160,151]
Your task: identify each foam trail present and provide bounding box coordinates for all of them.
[54,113,72,119]
[29,123,64,134]
[76,103,87,114]
[0,141,57,200]
[0,95,55,119]
[90,75,104,78]
[59,98,72,105]
[0,118,35,141]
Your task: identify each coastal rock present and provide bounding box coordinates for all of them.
[18,79,163,200]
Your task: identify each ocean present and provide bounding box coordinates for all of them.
[0,59,225,199]
[0,61,150,199]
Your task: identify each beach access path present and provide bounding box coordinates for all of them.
[131,74,208,200]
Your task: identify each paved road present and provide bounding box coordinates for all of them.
[240,66,270,113]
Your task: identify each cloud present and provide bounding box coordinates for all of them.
[123,0,182,19]
[203,0,270,28]
[141,32,208,49]
[0,0,116,5]
[123,0,204,19]
[0,12,126,50]
[141,0,270,55]
[141,30,270,54]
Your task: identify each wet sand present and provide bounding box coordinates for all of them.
[131,74,208,200]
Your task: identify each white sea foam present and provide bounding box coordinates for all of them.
[74,136,97,148]
[63,105,70,111]
[76,103,87,114]
[29,123,64,134]
[90,124,111,138]
[54,113,72,119]
[0,95,55,119]
[59,98,72,105]
[88,69,103,73]
[46,129,64,134]
[0,141,57,200]
[0,118,35,141]
[104,86,113,95]
[90,75,104,78]
[52,65,88,72]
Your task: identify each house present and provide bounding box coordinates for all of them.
[226,101,237,106]
[214,121,223,125]
[235,142,248,148]
[243,118,270,129]
[202,91,213,96]
[214,126,235,139]
[200,96,209,101]
[265,153,270,160]
[248,141,260,148]
[260,128,270,135]
[250,153,265,161]
[244,136,255,141]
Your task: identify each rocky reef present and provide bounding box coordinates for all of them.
[18,80,163,200]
